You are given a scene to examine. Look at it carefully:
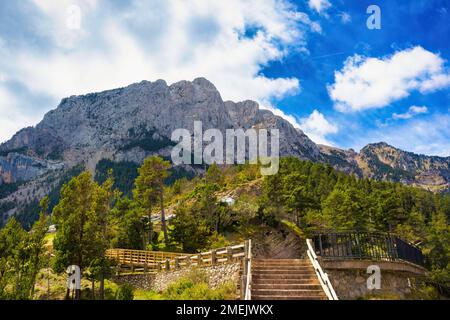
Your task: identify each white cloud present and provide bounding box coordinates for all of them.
[328,47,450,112]
[31,0,99,49]
[0,0,320,142]
[308,0,331,14]
[392,105,428,120]
[0,86,42,142]
[338,12,351,24]
[299,110,338,145]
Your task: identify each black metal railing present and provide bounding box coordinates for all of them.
[312,232,425,267]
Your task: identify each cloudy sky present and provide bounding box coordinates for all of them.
[0,0,449,156]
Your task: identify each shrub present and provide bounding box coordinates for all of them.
[162,270,236,300]
[116,284,134,300]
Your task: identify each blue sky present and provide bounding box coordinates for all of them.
[0,0,449,156]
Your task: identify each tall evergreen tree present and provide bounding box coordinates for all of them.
[134,156,171,247]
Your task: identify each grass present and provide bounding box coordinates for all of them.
[134,289,164,300]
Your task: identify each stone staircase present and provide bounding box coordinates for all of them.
[251,259,327,300]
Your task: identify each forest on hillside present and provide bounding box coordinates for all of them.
[0,156,449,299]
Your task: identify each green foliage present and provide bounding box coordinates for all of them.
[162,270,236,300]
[14,164,85,230]
[52,171,118,299]
[171,201,210,252]
[134,156,171,246]
[0,200,48,299]
[116,284,134,300]
[0,182,19,199]
[110,197,145,250]
[121,127,175,152]
[205,163,225,186]
[95,159,139,197]
[52,172,99,273]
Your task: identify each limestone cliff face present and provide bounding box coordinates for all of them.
[0,153,63,184]
[1,77,322,173]
[0,78,322,218]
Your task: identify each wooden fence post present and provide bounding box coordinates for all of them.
[186,256,191,267]
[175,258,180,270]
[165,259,170,272]
[211,250,217,265]
[227,246,233,262]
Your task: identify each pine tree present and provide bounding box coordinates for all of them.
[134,156,171,247]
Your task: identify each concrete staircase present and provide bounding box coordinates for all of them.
[251,259,327,300]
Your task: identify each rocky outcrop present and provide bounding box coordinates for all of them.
[0,153,64,184]
[319,143,450,192]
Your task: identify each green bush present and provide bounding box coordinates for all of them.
[162,270,236,300]
[116,284,134,300]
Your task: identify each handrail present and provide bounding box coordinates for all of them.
[311,232,425,267]
[244,239,252,300]
[306,239,338,300]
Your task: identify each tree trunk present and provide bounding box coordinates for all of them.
[160,191,169,246]
[92,279,95,300]
[99,275,105,300]
[148,210,153,248]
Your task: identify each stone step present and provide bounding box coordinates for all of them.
[252,278,320,285]
[253,260,311,264]
[253,270,316,276]
[252,289,325,297]
[253,259,310,265]
[248,259,328,300]
[252,267,315,273]
[252,273,317,280]
[252,294,327,300]
[252,284,322,290]
[253,263,312,268]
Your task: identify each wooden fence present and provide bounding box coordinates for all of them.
[106,242,247,273]
[158,243,246,272]
[105,249,187,271]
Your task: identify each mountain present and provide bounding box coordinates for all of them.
[0,78,321,224]
[1,78,449,225]
[319,142,450,192]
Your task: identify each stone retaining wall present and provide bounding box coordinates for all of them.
[322,260,426,300]
[327,269,414,299]
[113,273,154,291]
[113,263,241,293]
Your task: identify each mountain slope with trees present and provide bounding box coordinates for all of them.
[1,79,450,227]
[1,156,449,299]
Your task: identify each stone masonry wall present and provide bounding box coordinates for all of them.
[326,269,414,299]
[152,263,241,292]
[113,263,241,293]
[112,273,154,291]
